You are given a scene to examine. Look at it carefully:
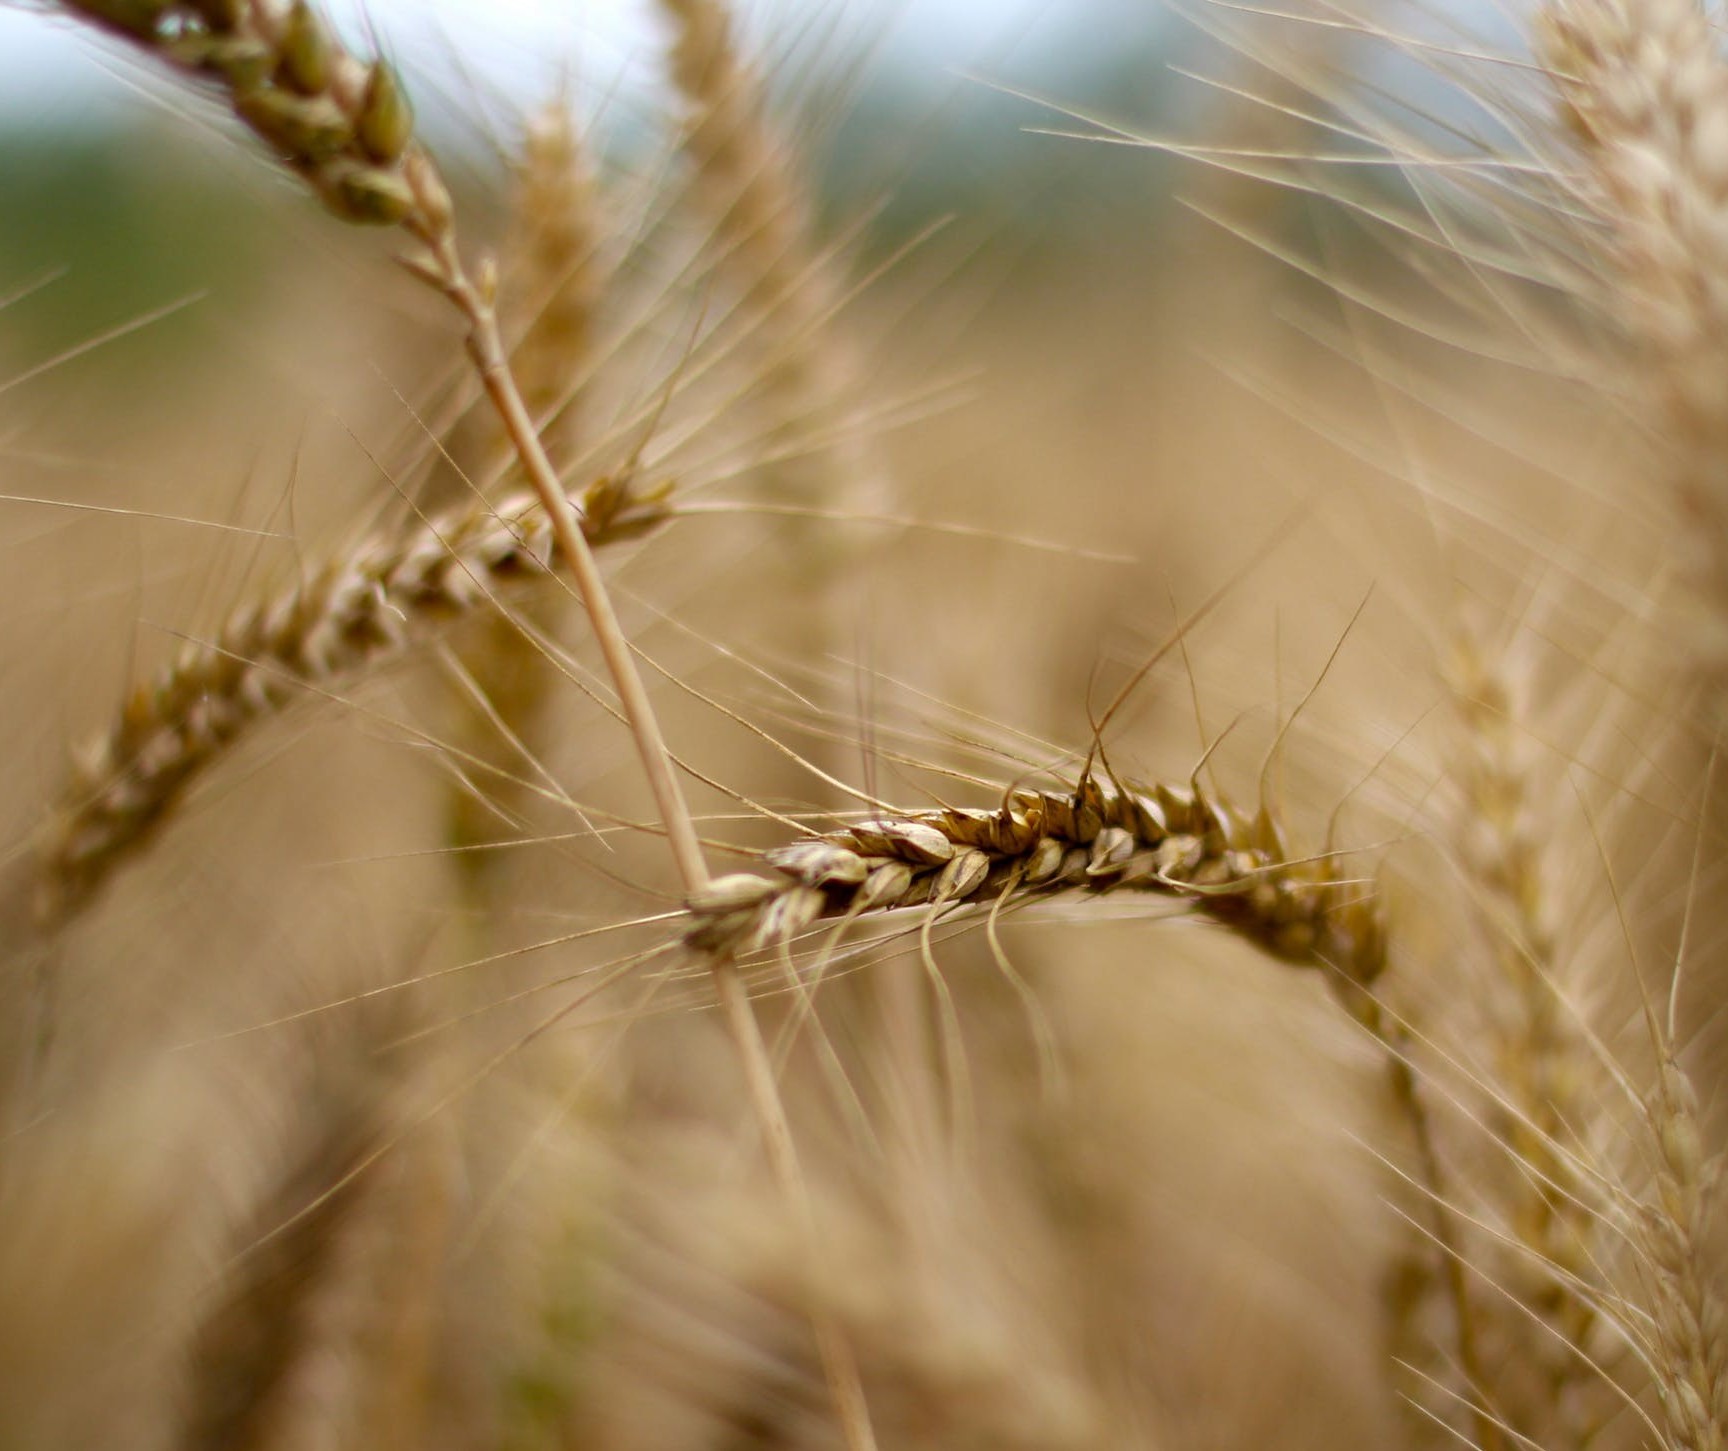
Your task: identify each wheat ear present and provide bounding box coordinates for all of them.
[673,763,1389,1451]
[681,765,1389,1451]
[1537,0,1728,702]
[506,99,602,478]
[680,771,1385,986]
[673,761,1533,1444]
[34,476,668,928]
[655,0,856,447]
[1446,633,1602,1444]
[1627,1054,1726,1451]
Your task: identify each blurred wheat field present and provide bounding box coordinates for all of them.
[0,2,1723,1449]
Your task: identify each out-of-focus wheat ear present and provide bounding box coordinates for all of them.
[653,0,871,502]
[181,1085,457,1451]
[442,101,611,918]
[1536,0,1728,709]
[443,100,606,918]
[507,100,603,478]
[1444,632,1604,1446]
[34,476,672,931]
[653,0,931,1315]
[1627,1054,1726,1451]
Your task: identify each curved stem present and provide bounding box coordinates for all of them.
[433,238,710,897]
[424,234,877,1451]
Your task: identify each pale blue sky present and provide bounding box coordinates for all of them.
[0,1,1131,126]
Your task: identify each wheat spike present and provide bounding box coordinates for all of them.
[506,100,604,477]
[36,476,669,928]
[1537,0,1728,701]
[61,0,440,232]
[1445,632,1608,1443]
[681,770,1384,988]
[1627,1056,1726,1451]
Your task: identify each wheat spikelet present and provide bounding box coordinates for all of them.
[36,475,670,928]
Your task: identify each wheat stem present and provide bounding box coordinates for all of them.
[709,960,881,1451]
[411,230,710,898]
